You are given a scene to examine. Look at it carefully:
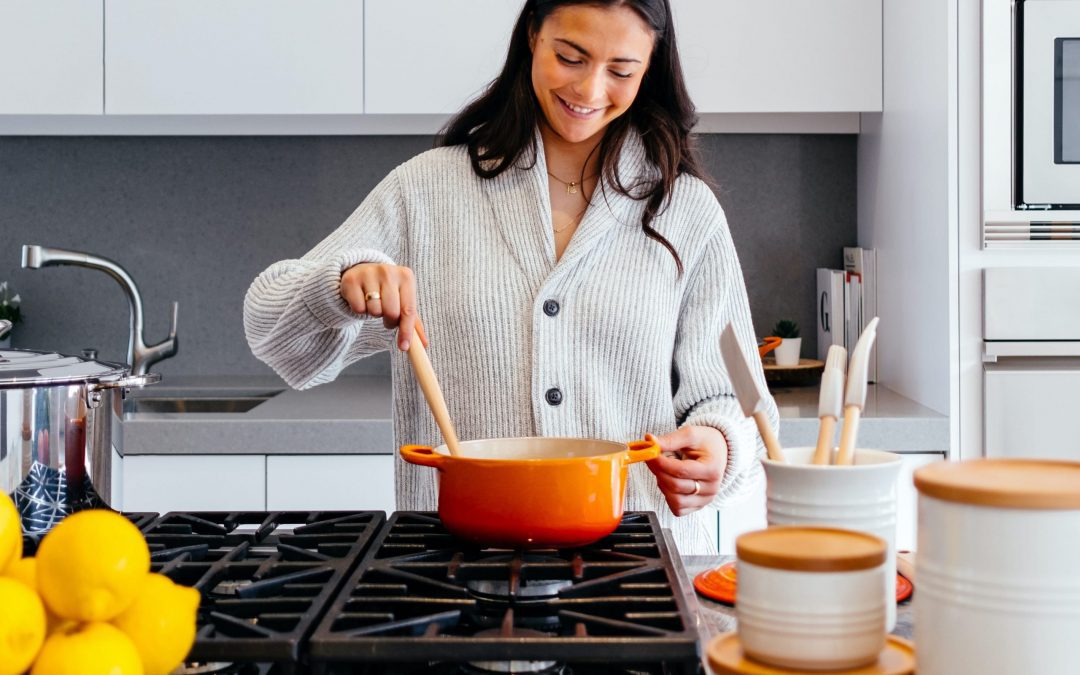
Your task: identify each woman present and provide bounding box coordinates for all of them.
[244,0,778,554]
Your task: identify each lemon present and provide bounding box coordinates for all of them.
[36,509,150,621]
[111,572,200,675]
[0,576,46,675]
[0,491,21,574]
[3,557,65,635]
[31,621,143,675]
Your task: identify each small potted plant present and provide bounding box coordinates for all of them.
[0,281,22,348]
[771,319,801,367]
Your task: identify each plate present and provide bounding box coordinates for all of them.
[694,562,914,605]
[706,632,915,675]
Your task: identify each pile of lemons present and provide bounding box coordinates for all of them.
[0,491,200,675]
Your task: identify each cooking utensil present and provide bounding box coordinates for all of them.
[757,336,782,358]
[836,317,879,465]
[399,436,660,547]
[0,347,159,536]
[404,327,460,457]
[721,324,784,462]
[812,344,847,465]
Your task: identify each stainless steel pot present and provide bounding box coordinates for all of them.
[0,347,158,538]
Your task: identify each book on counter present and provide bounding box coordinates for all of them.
[842,246,877,382]
[815,268,845,362]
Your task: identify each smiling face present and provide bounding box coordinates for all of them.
[529,4,655,146]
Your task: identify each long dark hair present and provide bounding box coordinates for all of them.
[439,0,704,275]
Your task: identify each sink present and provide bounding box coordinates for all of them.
[127,392,280,414]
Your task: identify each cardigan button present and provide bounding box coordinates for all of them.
[545,388,563,406]
[543,299,560,316]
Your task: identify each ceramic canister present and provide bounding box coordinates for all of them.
[913,459,1080,675]
[761,446,902,631]
[736,526,888,671]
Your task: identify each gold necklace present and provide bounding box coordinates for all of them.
[553,204,589,234]
[547,169,599,195]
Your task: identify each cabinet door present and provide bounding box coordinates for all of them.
[266,455,395,513]
[896,452,944,552]
[674,0,882,113]
[105,0,363,114]
[0,0,103,114]
[985,367,1080,461]
[364,0,521,114]
[122,455,265,513]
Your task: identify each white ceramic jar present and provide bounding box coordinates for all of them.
[761,446,902,631]
[914,459,1080,675]
[736,526,888,671]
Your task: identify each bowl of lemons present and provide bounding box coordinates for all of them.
[0,493,199,675]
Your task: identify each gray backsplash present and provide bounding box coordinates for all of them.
[0,134,854,378]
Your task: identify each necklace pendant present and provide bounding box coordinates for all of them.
[567,182,578,195]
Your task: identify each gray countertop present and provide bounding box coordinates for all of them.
[121,375,947,456]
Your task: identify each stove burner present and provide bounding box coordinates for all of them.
[465,554,575,601]
[174,662,234,674]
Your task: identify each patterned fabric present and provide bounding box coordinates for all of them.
[15,460,104,537]
[243,130,778,554]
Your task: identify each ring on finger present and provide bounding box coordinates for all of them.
[690,479,700,496]
[365,290,381,302]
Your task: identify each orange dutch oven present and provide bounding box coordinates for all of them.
[400,436,660,548]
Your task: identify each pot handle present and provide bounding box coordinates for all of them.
[400,444,446,469]
[626,438,661,464]
[86,372,163,409]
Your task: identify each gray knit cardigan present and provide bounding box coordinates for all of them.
[243,130,779,554]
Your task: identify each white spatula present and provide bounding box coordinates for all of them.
[835,317,879,465]
[720,323,785,462]
[811,344,847,465]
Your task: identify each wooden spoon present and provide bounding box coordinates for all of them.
[405,326,462,457]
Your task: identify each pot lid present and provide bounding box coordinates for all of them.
[914,458,1080,509]
[736,526,886,572]
[0,347,130,388]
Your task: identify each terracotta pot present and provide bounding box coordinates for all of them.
[400,436,660,548]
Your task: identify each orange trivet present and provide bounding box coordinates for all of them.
[694,562,914,605]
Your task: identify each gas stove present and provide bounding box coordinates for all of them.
[38,510,703,674]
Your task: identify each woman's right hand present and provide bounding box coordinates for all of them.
[341,263,428,351]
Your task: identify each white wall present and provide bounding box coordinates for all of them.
[857,0,954,417]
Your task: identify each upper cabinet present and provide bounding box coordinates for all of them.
[105,0,363,114]
[0,0,103,114]
[675,0,882,113]
[365,0,521,115]
[0,0,882,130]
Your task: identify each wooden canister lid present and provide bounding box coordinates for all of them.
[914,458,1080,509]
[735,526,886,572]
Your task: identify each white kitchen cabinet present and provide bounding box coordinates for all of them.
[717,452,945,554]
[364,0,522,114]
[674,0,882,113]
[0,0,103,114]
[104,0,363,114]
[121,455,266,513]
[984,367,1080,461]
[266,454,395,513]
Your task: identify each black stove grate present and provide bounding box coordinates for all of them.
[308,512,701,672]
[145,510,385,663]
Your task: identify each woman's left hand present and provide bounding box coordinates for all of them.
[644,426,728,516]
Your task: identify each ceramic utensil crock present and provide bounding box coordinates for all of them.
[735,526,888,671]
[761,446,902,631]
[400,436,659,548]
[913,459,1080,675]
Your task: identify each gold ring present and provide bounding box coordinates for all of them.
[365,291,381,302]
[691,480,700,496]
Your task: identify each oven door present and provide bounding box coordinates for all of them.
[1020,0,1080,208]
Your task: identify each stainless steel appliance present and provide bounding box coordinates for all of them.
[1017,0,1080,209]
[63,510,704,674]
[0,348,158,535]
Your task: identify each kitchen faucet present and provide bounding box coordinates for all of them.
[21,244,178,375]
